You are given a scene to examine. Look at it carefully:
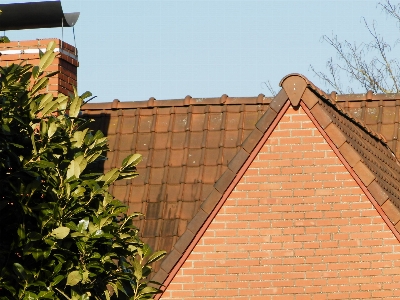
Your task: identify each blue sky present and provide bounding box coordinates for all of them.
[3,0,398,102]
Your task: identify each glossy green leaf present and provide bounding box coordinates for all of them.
[51,275,64,286]
[32,66,40,79]
[66,156,87,180]
[97,168,119,185]
[71,186,85,198]
[23,291,38,300]
[121,153,142,168]
[69,96,82,118]
[51,226,70,239]
[37,290,55,299]
[46,40,56,52]
[80,91,92,100]
[139,286,158,296]
[71,129,88,148]
[132,260,142,280]
[66,270,82,286]
[147,250,167,265]
[39,45,57,72]
[31,77,48,95]
[41,99,59,116]
[38,93,53,110]
[48,121,57,138]
[142,244,151,258]
[13,263,27,281]
[17,225,26,239]
[104,290,111,300]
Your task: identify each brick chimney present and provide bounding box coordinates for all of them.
[0,39,78,96]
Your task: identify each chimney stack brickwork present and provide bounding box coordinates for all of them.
[0,39,78,96]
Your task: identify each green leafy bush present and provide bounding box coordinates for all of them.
[0,42,165,300]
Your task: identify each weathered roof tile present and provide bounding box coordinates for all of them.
[242,128,263,154]
[160,249,181,273]
[310,102,332,129]
[269,88,288,113]
[338,142,362,168]
[228,148,250,174]
[200,188,222,214]
[187,209,208,233]
[255,108,277,133]
[214,169,236,194]
[325,123,347,148]
[367,180,389,206]
[382,200,400,224]
[173,230,195,254]
[302,88,319,109]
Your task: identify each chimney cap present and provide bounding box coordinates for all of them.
[0,0,80,31]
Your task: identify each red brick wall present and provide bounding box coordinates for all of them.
[0,39,78,96]
[162,106,400,300]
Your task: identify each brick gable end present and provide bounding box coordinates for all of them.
[162,106,400,300]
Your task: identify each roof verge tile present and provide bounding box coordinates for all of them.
[310,102,333,129]
[187,209,208,233]
[302,88,319,109]
[367,180,389,206]
[269,89,288,113]
[325,123,347,148]
[214,169,236,194]
[381,200,400,224]
[228,148,250,174]
[201,188,223,214]
[173,230,195,254]
[255,108,278,133]
[151,269,168,285]
[242,128,263,154]
[338,142,362,168]
[352,161,375,186]
[160,249,181,274]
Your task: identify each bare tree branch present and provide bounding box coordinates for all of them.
[261,80,277,97]
[380,0,400,25]
[311,0,400,94]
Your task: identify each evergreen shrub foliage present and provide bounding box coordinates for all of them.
[0,42,165,300]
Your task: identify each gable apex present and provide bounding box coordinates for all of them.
[279,73,308,106]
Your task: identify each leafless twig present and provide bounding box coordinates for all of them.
[311,0,400,94]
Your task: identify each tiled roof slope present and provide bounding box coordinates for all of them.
[81,75,400,282]
[335,92,400,159]
[153,74,400,294]
[81,95,272,256]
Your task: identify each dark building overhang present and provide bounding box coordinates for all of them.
[0,1,79,31]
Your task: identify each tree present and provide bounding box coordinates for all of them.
[311,0,400,94]
[0,42,165,299]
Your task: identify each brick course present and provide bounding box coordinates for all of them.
[162,106,400,300]
[0,39,78,96]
